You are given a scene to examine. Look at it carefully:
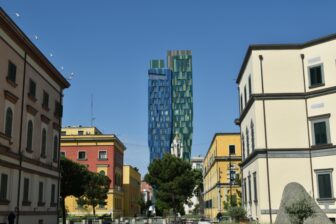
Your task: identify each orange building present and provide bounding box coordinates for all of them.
[60,126,125,218]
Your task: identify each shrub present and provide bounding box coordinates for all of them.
[228,206,246,222]
[285,197,315,224]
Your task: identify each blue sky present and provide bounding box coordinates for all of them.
[1,1,336,176]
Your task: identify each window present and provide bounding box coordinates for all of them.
[98,151,107,160]
[42,91,49,109]
[51,184,56,205]
[0,174,8,201]
[251,122,255,152]
[78,131,84,135]
[28,79,36,98]
[242,134,245,160]
[240,95,243,113]
[311,117,331,145]
[229,145,236,155]
[248,175,252,203]
[60,151,66,157]
[5,107,13,137]
[99,203,105,209]
[7,61,16,83]
[315,169,333,199]
[23,178,30,203]
[309,65,324,87]
[54,101,62,117]
[248,76,252,99]
[78,151,86,160]
[53,136,58,162]
[61,131,66,136]
[244,86,247,106]
[253,172,258,202]
[246,128,250,156]
[41,129,46,158]
[38,181,44,204]
[26,120,33,152]
[243,178,247,205]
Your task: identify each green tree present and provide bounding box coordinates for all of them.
[228,206,246,222]
[144,154,196,220]
[193,169,204,215]
[79,172,111,218]
[285,197,315,224]
[60,157,90,224]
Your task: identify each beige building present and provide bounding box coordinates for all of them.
[203,133,242,219]
[123,165,141,217]
[0,8,70,224]
[236,34,336,223]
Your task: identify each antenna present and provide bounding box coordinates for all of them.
[90,94,95,126]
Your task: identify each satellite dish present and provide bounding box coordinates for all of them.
[34,35,39,40]
[15,13,20,17]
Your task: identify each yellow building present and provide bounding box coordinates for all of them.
[123,165,141,217]
[203,133,242,219]
[61,126,125,218]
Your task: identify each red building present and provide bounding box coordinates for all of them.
[60,126,125,218]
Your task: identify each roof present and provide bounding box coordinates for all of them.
[0,7,70,88]
[236,33,336,84]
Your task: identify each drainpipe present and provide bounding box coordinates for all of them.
[16,52,27,224]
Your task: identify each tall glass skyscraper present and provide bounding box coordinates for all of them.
[148,51,193,162]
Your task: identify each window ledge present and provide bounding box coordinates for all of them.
[98,158,108,161]
[0,199,10,205]
[6,77,17,88]
[40,154,47,159]
[42,105,49,112]
[22,200,32,206]
[26,148,33,153]
[28,93,37,102]
[309,83,325,89]
[0,132,13,145]
[311,143,333,149]
[38,201,46,207]
[316,198,336,204]
[77,158,87,161]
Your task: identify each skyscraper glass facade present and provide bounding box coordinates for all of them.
[148,51,193,162]
[148,60,173,161]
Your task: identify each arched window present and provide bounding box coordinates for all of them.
[251,121,255,152]
[5,107,13,137]
[41,129,46,157]
[53,136,58,162]
[26,121,33,152]
[246,128,250,156]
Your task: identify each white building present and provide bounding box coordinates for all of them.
[184,156,204,215]
[0,8,70,224]
[236,34,336,223]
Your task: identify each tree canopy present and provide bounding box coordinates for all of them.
[144,154,196,217]
[60,157,90,224]
[78,172,111,217]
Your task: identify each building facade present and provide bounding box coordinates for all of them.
[60,126,125,219]
[148,60,172,161]
[123,165,141,217]
[0,8,70,224]
[184,156,204,215]
[148,50,193,161]
[236,34,336,223]
[141,181,153,203]
[203,134,242,219]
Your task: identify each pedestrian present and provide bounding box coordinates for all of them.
[8,211,15,224]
